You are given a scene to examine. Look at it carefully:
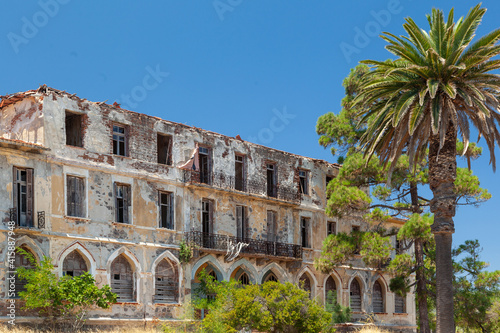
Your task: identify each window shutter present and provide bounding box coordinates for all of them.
[12,167,18,216]
[236,206,242,239]
[77,177,84,217]
[114,183,118,222]
[208,201,213,234]
[123,185,130,224]
[26,169,33,226]
[169,193,174,229]
[67,176,74,216]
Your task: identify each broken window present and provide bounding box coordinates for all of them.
[112,124,127,156]
[13,167,34,227]
[159,191,174,229]
[198,147,211,184]
[15,246,35,297]
[157,134,172,165]
[67,175,85,218]
[372,281,384,313]
[154,259,179,303]
[350,279,362,312]
[63,251,88,277]
[266,210,277,242]
[111,255,135,302]
[65,112,83,147]
[299,274,312,298]
[239,272,250,285]
[115,184,131,223]
[235,154,245,191]
[266,163,276,197]
[327,221,336,236]
[395,294,406,313]
[301,217,310,248]
[299,169,309,195]
[236,205,247,240]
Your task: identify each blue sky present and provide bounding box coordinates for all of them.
[2,1,500,270]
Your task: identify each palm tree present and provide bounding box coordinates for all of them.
[354,5,500,332]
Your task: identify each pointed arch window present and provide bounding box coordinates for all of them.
[63,251,88,277]
[239,272,250,285]
[111,255,135,302]
[263,271,278,283]
[154,259,179,303]
[15,246,36,297]
[299,274,312,298]
[325,276,337,303]
[350,279,362,312]
[372,281,384,313]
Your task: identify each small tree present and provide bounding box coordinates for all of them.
[16,248,116,330]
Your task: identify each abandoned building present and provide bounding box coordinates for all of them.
[0,86,416,331]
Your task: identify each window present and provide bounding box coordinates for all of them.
[266,164,277,197]
[325,276,337,303]
[326,176,333,189]
[327,221,336,236]
[263,272,278,283]
[266,210,277,242]
[67,176,85,218]
[157,134,172,165]
[155,259,179,303]
[236,205,247,240]
[63,251,88,277]
[299,274,312,298]
[65,112,83,147]
[239,272,250,285]
[112,124,127,156]
[159,192,174,229]
[115,184,131,223]
[202,199,213,248]
[15,246,35,297]
[299,169,309,195]
[372,281,384,313]
[111,255,135,302]
[301,217,310,248]
[198,146,211,184]
[235,154,246,191]
[13,167,34,227]
[350,279,362,312]
[395,294,406,313]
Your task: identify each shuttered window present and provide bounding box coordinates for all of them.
[63,251,88,277]
[67,176,85,218]
[266,211,277,242]
[115,184,131,223]
[15,246,35,297]
[13,167,34,227]
[159,192,174,229]
[350,279,362,312]
[154,259,178,303]
[395,294,406,313]
[372,281,384,313]
[111,255,135,302]
[236,205,247,240]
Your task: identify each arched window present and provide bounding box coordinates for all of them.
[111,255,135,302]
[350,279,362,312]
[395,294,406,313]
[15,246,35,297]
[372,281,384,313]
[239,272,250,285]
[299,274,312,298]
[155,259,179,303]
[63,251,88,277]
[325,276,337,303]
[263,271,278,283]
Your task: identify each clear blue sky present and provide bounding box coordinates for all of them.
[2,1,499,270]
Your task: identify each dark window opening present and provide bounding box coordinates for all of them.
[155,259,179,303]
[67,176,85,218]
[299,170,309,195]
[267,163,276,197]
[159,192,174,229]
[239,272,250,285]
[326,176,333,189]
[236,205,247,240]
[111,255,135,302]
[264,272,278,283]
[373,281,384,313]
[157,134,172,165]
[202,199,213,248]
[115,184,130,223]
[301,217,310,248]
[235,154,245,191]
[299,274,312,298]
[325,276,337,300]
[13,167,33,227]
[65,112,83,147]
[112,124,127,156]
[63,251,88,277]
[198,147,211,184]
[350,279,362,312]
[327,221,336,236]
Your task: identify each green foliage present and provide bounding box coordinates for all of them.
[314,232,357,272]
[179,240,194,264]
[360,232,392,268]
[16,247,117,330]
[194,270,332,333]
[325,290,351,324]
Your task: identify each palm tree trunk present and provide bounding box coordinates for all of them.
[429,122,457,333]
[415,239,431,333]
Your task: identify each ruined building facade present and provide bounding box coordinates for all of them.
[0,86,415,330]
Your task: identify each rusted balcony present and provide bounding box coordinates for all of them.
[182,170,300,204]
[8,208,45,229]
[185,231,302,260]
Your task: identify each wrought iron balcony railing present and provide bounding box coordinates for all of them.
[185,231,302,260]
[182,170,300,204]
[8,208,45,229]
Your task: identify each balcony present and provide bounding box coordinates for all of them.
[9,208,45,229]
[182,170,300,204]
[185,231,302,260]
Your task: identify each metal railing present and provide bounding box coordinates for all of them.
[8,208,45,229]
[185,231,302,260]
[182,170,300,204]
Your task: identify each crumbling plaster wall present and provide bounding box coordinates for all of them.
[0,97,45,145]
